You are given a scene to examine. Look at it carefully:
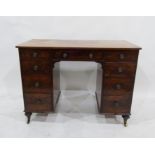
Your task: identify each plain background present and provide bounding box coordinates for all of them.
[0,16,155,137]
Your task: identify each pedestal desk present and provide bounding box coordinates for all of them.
[16,39,141,126]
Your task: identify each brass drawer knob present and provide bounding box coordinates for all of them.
[89,53,93,59]
[118,67,123,73]
[119,53,125,60]
[34,81,40,88]
[33,65,39,71]
[62,53,68,58]
[115,84,121,90]
[32,52,38,58]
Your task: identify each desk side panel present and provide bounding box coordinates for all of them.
[52,62,61,108]
[95,63,103,111]
[18,48,54,113]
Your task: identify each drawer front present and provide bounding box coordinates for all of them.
[101,95,131,114]
[103,78,134,96]
[104,50,138,62]
[19,49,50,61]
[24,93,53,112]
[54,49,103,60]
[104,62,137,77]
[21,61,50,74]
[22,76,51,93]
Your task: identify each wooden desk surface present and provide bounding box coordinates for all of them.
[16,39,141,49]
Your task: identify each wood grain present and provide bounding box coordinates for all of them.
[16,39,141,49]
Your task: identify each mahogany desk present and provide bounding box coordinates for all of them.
[16,39,141,126]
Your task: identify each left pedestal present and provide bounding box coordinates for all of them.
[18,48,60,124]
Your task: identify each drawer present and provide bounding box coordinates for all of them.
[103,78,134,96]
[53,49,103,60]
[104,62,137,77]
[22,75,51,93]
[104,50,139,62]
[19,49,50,61]
[24,93,53,112]
[21,61,50,74]
[101,95,131,114]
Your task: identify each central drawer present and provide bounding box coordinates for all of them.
[53,49,103,60]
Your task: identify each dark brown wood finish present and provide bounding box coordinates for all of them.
[52,62,61,108]
[24,93,53,112]
[95,63,103,110]
[17,39,141,126]
[104,62,137,78]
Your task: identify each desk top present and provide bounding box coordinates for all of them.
[16,39,141,49]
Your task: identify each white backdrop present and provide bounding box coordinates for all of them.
[0,17,155,137]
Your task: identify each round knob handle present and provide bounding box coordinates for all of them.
[89,53,93,59]
[34,81,40,88]
[32,52,38,58]
[113,101,119,107]
[63,53,68,58]
[118,67,123,73]
[33,65,39,71]
[120,53,125,60]
[115,84,121,90]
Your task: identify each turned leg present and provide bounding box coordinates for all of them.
[25,112,32,124]
[122,115,130,127]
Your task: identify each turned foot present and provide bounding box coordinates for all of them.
[122,115,130,127]
[25,112,32,124]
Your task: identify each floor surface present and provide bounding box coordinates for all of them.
[0,90,155,138]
